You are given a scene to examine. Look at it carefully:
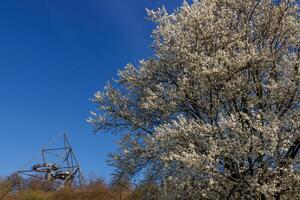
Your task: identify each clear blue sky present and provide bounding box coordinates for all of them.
[0,0,185,181]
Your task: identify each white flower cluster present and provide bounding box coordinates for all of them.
[89,0,300,199]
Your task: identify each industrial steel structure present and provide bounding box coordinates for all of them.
[18,133,85,187]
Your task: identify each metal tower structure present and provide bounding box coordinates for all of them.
[17,133,86,188]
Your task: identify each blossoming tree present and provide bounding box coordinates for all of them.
[89,0,300,199]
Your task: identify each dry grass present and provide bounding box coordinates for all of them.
[0,175,134,200]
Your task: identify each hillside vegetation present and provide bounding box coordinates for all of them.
[0,174,147,200]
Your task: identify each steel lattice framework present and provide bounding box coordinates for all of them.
[18,133,86,188]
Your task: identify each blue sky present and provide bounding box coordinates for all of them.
[0,0,185,181]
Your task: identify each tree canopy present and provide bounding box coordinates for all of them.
[89,0,300,199]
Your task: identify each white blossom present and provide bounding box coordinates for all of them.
[90,0,300,199]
